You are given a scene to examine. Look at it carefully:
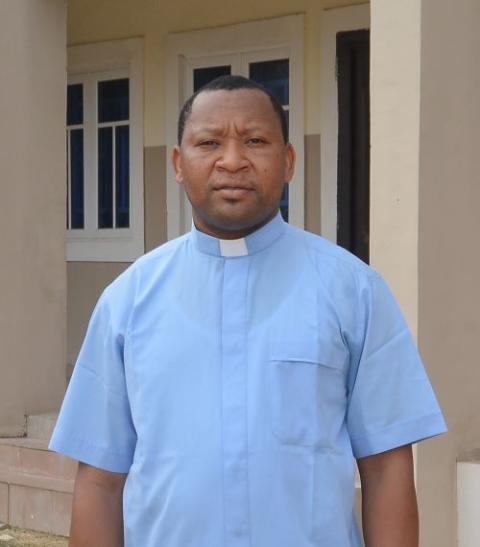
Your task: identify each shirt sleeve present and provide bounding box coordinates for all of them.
[346,272,447,459]
[49,292,136,472]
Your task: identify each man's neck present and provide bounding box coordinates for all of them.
[192,210,279,240]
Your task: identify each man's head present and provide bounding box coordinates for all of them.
[177,75,289,146]
[173,75,295,239]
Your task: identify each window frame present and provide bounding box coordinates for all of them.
[165,15,304,238]
[66,81,85,230]
[66,39,144,262]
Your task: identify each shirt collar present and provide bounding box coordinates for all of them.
[190,211,286,257]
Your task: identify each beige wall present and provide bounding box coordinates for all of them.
[305,135,322,235]
[144,146,168,252]
[68,0,368,144]
[0,1,67,435]
[67,262,128,374]
[417,0,480,545]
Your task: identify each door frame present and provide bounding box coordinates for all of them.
[320,5,370,243]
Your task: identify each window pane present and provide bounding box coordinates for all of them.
[98,79,129,123]
[279,183,289,222]
[67,84,83,126]
[98,127,113,228]
[115,126,130,228]
[70,129,84,229]
[249,59,289,106]
[194,65,231,92]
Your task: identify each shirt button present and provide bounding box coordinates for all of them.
[233,527,245,536]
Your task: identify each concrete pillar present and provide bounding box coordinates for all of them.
[417,1,480,546]
[0,1,67,436]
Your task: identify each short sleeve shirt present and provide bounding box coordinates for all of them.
[49,211,447,547]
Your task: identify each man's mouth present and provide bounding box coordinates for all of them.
[214,184,254,199]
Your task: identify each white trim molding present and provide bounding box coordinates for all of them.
[67,38,144,262]
[165,15,305,239]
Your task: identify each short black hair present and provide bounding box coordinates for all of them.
[177,75,288,145]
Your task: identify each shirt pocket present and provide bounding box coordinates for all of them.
[268,338,347,449]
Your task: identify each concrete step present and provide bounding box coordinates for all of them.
[0,436,76,536]
[26,413,58,441]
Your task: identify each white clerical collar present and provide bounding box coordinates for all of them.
[191,211,286,257]
[219,238,248,257]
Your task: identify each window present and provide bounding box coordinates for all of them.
[166,15,304,238]
[66,39,144,262]
[97,77,130,229]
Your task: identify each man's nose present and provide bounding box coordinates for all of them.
[215,140,249,172]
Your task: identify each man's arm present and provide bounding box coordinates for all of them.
[357,444,418,547]
[69,462,127,547]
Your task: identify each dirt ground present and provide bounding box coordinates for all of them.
[0,527,68,547]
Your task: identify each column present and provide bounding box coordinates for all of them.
[0,0,67,435]
[369,0,421,334]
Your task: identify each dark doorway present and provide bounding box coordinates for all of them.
[336,29,370,264]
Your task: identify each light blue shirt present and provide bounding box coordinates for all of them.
[49,211,447,546]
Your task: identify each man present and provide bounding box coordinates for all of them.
[50,75,447,546]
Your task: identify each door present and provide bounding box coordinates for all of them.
[336,29,370,263]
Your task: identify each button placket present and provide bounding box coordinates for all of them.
[221,257,252,547]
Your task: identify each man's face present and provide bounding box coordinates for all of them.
[172,89,296,239]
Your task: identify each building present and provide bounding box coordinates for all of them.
[1,0,479,545]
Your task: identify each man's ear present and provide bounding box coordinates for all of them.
[284,143,296,184]
[172,145,183,184]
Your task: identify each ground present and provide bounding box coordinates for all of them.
[0,526,67,547]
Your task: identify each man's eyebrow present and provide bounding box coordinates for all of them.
[190,123,273,136]
[243,125,272,134]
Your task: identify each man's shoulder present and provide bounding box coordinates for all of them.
[136,232,191,268]
[283,224,376,282]
[101,232,191,302]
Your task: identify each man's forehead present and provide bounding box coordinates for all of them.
[190,89,275,118]
[186,88,279,131]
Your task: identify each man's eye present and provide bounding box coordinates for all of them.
[198,140,218,147]
[246,138,265,145]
